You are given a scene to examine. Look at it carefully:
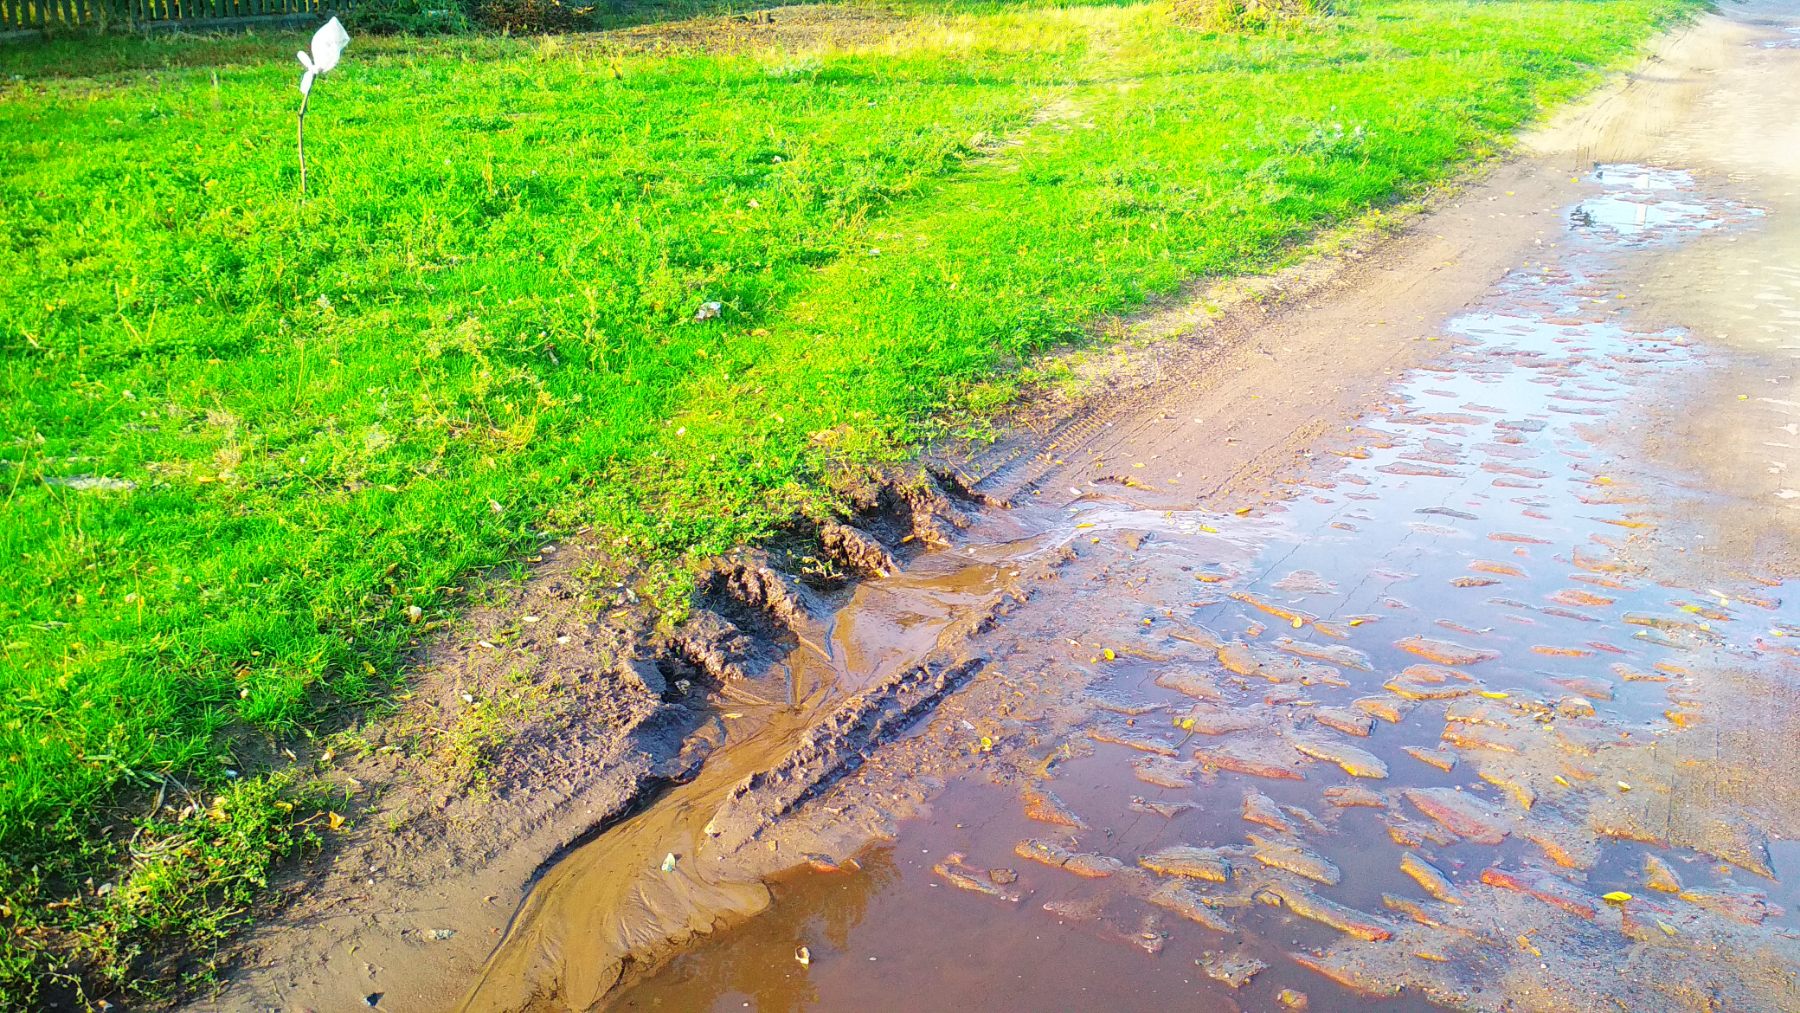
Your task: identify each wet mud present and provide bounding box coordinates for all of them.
[530,161,1800,1012]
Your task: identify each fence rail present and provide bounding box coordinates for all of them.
[2,0,341,32]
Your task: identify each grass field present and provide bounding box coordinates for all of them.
[0,0,1698,1001]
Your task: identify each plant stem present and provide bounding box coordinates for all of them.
[297,91,310,197]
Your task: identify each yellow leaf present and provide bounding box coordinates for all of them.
[1602,891,1633,904]
[1479,691,1510,700]
[327,811,346,831]
[1103,649,1116,661]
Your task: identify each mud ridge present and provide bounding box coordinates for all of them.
[207,462,1022,1011]
[835,466,972,550]
[661,468,977,686]
[708,651,989,851]
[696,554,818,632]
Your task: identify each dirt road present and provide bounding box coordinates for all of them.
[216,3,1800,1010]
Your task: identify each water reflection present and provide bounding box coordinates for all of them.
[617,848,901,1012]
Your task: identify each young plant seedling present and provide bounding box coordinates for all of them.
[296,17,350,197]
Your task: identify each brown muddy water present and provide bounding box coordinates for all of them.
[469,165,1800,1011]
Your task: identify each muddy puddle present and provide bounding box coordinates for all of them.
[470,165,1800,1011]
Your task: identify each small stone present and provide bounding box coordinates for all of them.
[1556,695,1596,718]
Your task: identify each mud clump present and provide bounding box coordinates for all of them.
[1021,783,1087,828]
[1139,845,1233,883]
[933,852,1022,903]
[696,556,817,632]
[1147,880,1233,931]
[1244,833,1341,886]
[817,521,899,578]
[666,609,765,685]
[1015,839,1130,879]
[833,466,971,552]
[1255,883,1395,941]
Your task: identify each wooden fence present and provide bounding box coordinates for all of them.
[1,0,342,32]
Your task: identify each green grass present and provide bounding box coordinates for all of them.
[0,0,1699,1001]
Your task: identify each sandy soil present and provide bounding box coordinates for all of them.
[199,4,1800,1012]
[1552,5,1800,583]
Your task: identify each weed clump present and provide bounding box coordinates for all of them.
[1175,0,1334,32]
[343,0,472,35]
[469,0,594,34]
[346,0,592,34]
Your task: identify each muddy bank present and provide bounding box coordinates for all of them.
[203,539,685,1013]
[459,518,1070,1010]
[199,464,1001,1012]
